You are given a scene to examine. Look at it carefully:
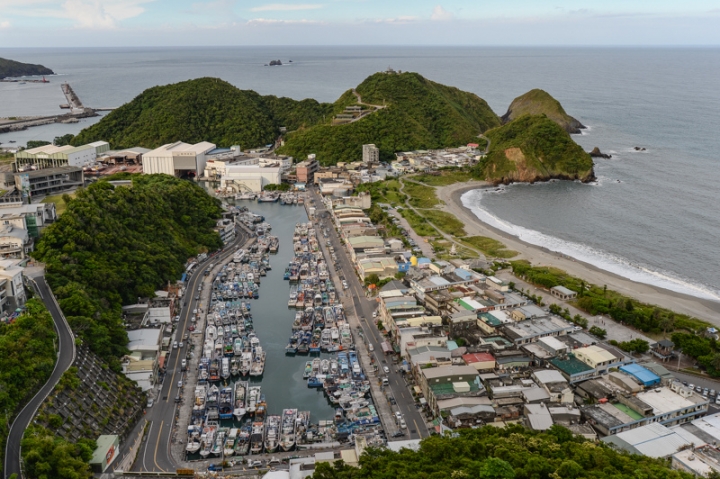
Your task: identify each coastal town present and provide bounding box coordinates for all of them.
[2,131,720,479]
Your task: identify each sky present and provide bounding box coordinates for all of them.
[1,0,719,47]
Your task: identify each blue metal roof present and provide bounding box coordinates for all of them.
[620,363,661,386]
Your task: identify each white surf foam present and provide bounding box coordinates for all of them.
[461,188,720,302]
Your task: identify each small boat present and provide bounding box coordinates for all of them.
[280,409,298,452]
[185,425,202,454]
[233,381,247,420]
[250,421,264,454]
[211,428,226,456]
[224,428,238,456]
[234,425,251,456]
[264,415,281,454]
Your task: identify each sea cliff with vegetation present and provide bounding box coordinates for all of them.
[0,57,54,78]
[71,72,592,184]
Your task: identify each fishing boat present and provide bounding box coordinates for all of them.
[221,357,231,380]
[250,346,266,376]
[246,386,261,415]
[302,360,313,379]
[279,409,298,452]
[233,381,247,420]
[199,426,215,457]
[185,425,202,454]
[285,332,299,355]
[234,424,251,456]
[264,415,281,454]
[211,428,226,456]
[250,421,264,454]
[218,386,234,420]
[224,428,238,456]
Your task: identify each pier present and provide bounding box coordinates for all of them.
[0,82,116,136]
[60,82,84,111]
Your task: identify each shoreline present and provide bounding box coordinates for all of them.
[435,180,720,325]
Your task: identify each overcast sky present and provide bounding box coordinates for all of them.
[1,0,719,47]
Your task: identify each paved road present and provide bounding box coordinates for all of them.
[309,189,430,440]
[4,276,77,479]
[129,226,249,472]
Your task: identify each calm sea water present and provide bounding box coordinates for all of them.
[1,46,718,302]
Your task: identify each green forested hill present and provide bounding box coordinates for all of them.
[313,425,695,479]
[0,57,54,78]
[502,89,586,133]
[32,175,223,368]
[71,77,333,149]
[475,114,595,184]
[0,299,57,476]
[278,72,500,164]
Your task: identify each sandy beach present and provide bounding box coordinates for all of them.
[436,181,720,325]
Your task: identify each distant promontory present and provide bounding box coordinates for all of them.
[0,57,54,78]
[502,89,586,134]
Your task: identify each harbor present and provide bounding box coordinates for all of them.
[170,199,385,468]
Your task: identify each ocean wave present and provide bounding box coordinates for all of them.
[461,188,720,302]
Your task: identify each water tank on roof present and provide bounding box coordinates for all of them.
[410,256,418,266]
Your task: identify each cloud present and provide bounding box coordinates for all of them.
[247,17,322,25]
[430,5,453,21]
[249,3,322,12]
[1,0,154,29]
[0,20,9,28]
[372,16,418,24]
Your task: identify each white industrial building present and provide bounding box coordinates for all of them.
[142,141,216,177]
[218,158,283,193]
[14,141,110,170]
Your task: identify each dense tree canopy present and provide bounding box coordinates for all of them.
[279,72,500,164]
[472,114,595,183]
[313,425,695,479]
[0,299,57,476]
[32,175,223,368]
[71,77,333,149]
[21,425,95,479]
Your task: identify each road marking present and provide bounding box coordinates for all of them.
[413,419,422,438]
[153,421,166,472]
[142,421,154,472]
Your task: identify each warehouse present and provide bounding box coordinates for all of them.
[14,141,109,170]
[142,141,216,177]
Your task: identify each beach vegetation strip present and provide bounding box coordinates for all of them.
[413,168,473,187]
[398,208,439,237]
[356,180,407,206]
[511,260,710,335]
[419,209,466,236]
[403,181,441,208]
[460,236,518,259]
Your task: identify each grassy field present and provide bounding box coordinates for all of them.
[460,236,518,259]
[398,208,439,237]
[413,169,472,187]
[357,179,407,206]
[403,181,440,208]
[41,192,75,215]
[420,209,467,237]
[431,239,478,259]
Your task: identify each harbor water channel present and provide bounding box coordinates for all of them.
[183,197,380,464]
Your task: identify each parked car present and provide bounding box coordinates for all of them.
[179,341,184,348]
[146,398,154,408]
[173,341,178,349]
[392,431,405,438]
[178,380,183,388]
[368,344,374,352]
[383,366,390,374]
[395,411,402,421]
[400,418,407,429]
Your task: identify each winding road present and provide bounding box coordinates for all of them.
[4,275,77,479]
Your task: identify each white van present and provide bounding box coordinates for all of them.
[368,344,374,352]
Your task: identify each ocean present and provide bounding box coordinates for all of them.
[1,46,718,302]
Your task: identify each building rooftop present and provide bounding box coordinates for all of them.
[462,353,495,364]
[533,369,568,385]
[575,345,619,364]
[550,354,594,376]
[551,285,576,295]
[503,316,574,341]
[637,387,706,414]
[423,365,479,381]
[18,165,82,178]
[620,363,661,385]
[603,422,705,458]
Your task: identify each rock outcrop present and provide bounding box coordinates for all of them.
[502,89,585,134]
[589,147,611,159]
